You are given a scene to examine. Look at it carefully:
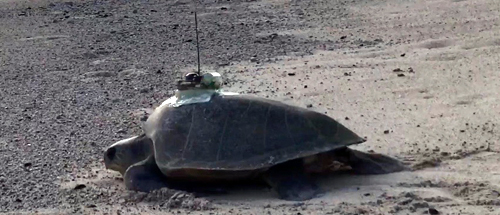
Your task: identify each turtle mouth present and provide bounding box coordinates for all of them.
[103,157,114,170]
[103,160,125,175]
[103,159,111,169]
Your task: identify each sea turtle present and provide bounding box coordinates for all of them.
[104,72,407,201]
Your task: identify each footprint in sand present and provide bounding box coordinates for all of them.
[418,39,454,50]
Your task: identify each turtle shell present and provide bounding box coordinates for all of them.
[144,93,365,172]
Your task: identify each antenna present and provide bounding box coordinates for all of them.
[194,1,201,76]
[177,1,202,91]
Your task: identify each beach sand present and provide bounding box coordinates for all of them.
[1,0,499,214]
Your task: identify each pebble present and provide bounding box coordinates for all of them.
[116,129,127,134]
[440,152,450,156]
[428,208,440,215]
[74,184,86,190]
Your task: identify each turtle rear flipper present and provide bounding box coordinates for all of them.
[332,147,409,174]
[124,155,169,192]
[263,159,322,201]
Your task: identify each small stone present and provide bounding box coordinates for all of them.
[402,192,418,198]
[383,130,390,134]
[440,152,450,156]
[428,208,439,215]
[393,68,403,72]
[397,73,405,77]
[340,36,347,40]
[23,162,32,167]
[287,72,296,76]
[345,117,349,120]
[401,53,406,57]
[116,129,126,134]
[74,184,86,190]
[306,104,313,108]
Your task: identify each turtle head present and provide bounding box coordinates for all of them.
[103,134,153,175]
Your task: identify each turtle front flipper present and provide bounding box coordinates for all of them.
[331,147,409,174]
[263,159,322,201]
[124,155,169,193]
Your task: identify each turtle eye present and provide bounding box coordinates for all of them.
[106,147,117,160]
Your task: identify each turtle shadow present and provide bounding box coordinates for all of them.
[191,169,412,202]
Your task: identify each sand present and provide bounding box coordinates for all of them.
[0,0,499,214]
